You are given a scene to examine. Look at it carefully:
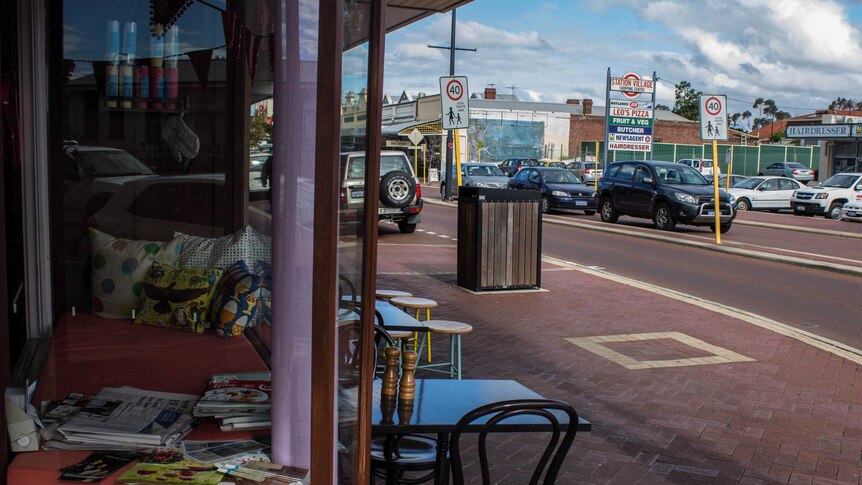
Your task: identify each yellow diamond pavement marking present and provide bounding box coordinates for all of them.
[565,331,755,370]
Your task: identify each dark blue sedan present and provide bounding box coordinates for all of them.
[508,167,597,214]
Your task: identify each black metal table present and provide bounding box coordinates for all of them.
[371,379,591,485]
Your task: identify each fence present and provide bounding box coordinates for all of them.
[580,142,820,176]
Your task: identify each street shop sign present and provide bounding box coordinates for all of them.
[786,124,851,138]
[609,72,655,98]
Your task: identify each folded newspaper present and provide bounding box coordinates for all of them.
[56,386,198,448]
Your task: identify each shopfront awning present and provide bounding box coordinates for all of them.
[386,0,474,32]
[382,118,444,136]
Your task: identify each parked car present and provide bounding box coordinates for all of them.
[759,162,815,182]
[90,174,230,242]
[539,160,568,169]
[566,161,604,183]
[439,162,509,198]
[791,172,862,219]
[728,176,803,211]
[840,199,862,222]
[598,160,736,232]
[498,158,540,177]
[676,158,714,177]
[507,167,597,214]
[340,150,423,233]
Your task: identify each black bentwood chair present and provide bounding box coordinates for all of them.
[449,399,579,485]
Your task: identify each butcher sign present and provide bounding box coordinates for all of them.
[440,76,469,130]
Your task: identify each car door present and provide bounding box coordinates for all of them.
[629,164,655,216]
[764,163,780,176]
[612,163,637,212]
[508,168,528,189]
[777,178,801,209]
[524,169,542,191]
[755,178,780,208]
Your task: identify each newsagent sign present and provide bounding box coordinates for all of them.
[604,71,656,153]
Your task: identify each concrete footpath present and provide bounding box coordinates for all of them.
[376,226,862,484]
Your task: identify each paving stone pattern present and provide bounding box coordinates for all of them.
[376,241,862,484]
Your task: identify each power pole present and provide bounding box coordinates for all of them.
[429,9,476,201]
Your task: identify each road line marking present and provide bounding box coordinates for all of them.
[438,234,450,238]
[543,255,862,365]
[734,219,862,240]
[426,231,437,235]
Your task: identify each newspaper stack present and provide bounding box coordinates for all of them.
[194,372,272,432]
[54,386,197,449]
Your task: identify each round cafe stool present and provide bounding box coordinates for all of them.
[376,289,412,301]
[422,320,473,379]
[389,296,438,361]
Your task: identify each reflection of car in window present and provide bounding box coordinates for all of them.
[340,151,423,233]
[440,162,509,197]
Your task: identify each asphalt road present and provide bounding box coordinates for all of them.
[405,202,862,350]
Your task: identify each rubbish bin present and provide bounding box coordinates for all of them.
[457,187,542,291]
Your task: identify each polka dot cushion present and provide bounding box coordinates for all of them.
[210,261,262,338]
[174,225,271,270]
[134,262,223,333]
[90,228,182,319]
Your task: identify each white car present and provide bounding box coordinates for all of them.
[792,172,862,220]
[677,158,714,177]
[840,199,862,222]
[91,174,228,242]
[729,176,803,212]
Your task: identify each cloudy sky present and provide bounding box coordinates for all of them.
[382,0,862,120]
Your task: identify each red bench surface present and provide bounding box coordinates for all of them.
[8,312,269,485]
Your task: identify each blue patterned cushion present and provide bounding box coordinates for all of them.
[210,261,262,338]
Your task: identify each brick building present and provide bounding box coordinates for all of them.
[568,99,752,158]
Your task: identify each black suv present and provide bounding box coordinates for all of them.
[597,160,736,232]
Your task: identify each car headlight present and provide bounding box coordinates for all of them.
[674,192,697,204]
[815,193,828,199]
[792,191,797,198]
[728,194,736,204]
[551,190,568,197]
[475,182,488,187]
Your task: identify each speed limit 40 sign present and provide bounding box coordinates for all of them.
[440,76,469,129]
[699,94,728,141]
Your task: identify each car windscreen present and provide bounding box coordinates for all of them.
[541,170,582,184]
[820,174,859,188]
[74,150,155,177]
[585,163,602,170]
[466,165,504,177]
[655,165,708,185]
[786,162,807,169]
[346,155,411,180]
[521,159,541,166]
[700,160,713,167]
[734,177,764,189]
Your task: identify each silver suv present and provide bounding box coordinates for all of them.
[340,151,423,233]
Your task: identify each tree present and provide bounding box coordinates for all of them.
[769,130,785,143]
[742,110,752,130]
[655,104,671,111]
[249,104,271,148]
[752,98,788,138]
[671,81,702,121]
[828,97,862,111]
[730,112,741,129]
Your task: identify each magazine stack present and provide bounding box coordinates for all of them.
[194,372,272,432]
[53,386,198,450]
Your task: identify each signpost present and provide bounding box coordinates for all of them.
[440,75,469,200]
[603,70,657,164]
[699,94,728,244]
[408,128,424,183]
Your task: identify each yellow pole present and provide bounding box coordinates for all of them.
[423,141,427,185]
[712,139,721,244]
[455,129,463,189]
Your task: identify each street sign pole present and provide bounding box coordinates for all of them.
[712,139,721,243]
[649,71,656,160]
[602,67,610,167]
[444,10,456,201]
[699,94,729,244]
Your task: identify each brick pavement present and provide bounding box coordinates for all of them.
[376,228,862,484]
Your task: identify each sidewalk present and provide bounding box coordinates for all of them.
[376,233,862,484]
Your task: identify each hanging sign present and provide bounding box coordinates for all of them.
[440,76,469,129]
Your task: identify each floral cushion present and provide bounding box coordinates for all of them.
[134,262,222,333]
[90,228,182,319]
[210,261,262,338]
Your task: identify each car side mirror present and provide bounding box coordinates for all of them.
[757,186,767,191]
[856,184,862,191]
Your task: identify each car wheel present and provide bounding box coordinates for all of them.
[397,220,417,233]
[710,222,732,233]
[600,198,618,223]
[380,170,415,208]
[827,203,843,220]
[584,210,596,216]
[736,198,751,211]
[541,196,550,214]
[652,203,676,230]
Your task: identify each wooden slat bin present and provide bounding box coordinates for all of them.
[456,187,542,291]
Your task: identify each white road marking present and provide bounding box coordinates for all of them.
[426,231,437,235]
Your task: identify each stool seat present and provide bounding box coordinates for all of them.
[390,296,438,309]
[425,320,473,335]
[376,289,412,300]
[387,329,413,339]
